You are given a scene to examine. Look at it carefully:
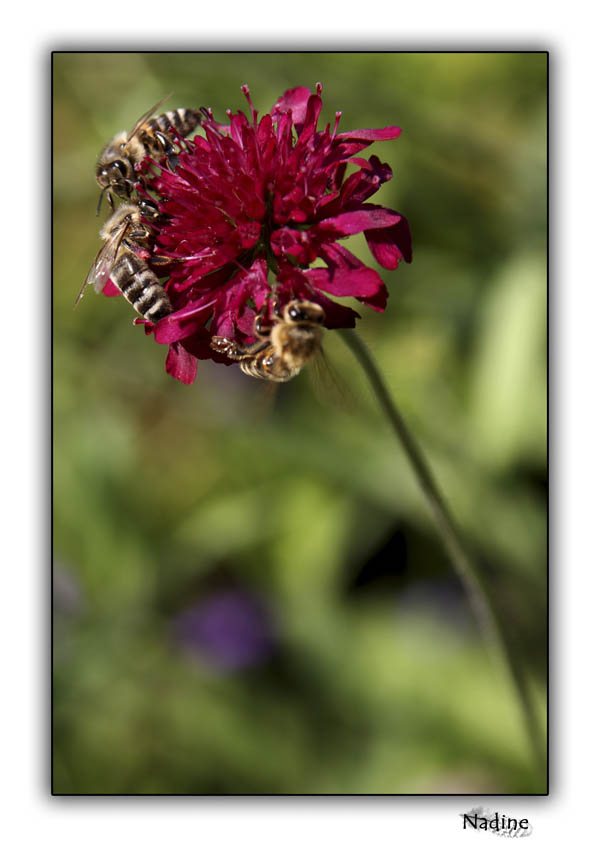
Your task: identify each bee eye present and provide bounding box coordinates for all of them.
[288,306,304,321]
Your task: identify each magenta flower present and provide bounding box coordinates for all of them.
[130,84,412,384]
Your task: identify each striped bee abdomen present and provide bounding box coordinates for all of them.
[142,109,204,158]
[240,350,299,382]
[111,254,172,323]
[148,108,204,138]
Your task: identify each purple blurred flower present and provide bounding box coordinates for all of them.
[173,589,276,671]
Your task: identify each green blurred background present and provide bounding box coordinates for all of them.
[53,52,547,794]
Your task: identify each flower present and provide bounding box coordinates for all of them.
[130,84,412,384]
[173,590,276,671]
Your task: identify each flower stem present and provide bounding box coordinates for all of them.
[340,328,545,777]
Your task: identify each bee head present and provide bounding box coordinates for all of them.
[95,161,136,215]
[284,300,325,326]
[96,154,133,190]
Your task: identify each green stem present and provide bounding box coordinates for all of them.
[340,328,545,777]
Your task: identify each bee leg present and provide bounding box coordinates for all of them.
[151,255,173,268]
[272,297,283,319]
[155,131,177,156]
[121,178,137,197]
[137,199,162,222]
[210,337,248,360]
[211,336,269,360]
[153,131,180,171]
[154,130,170,149]
[253,305,271,338]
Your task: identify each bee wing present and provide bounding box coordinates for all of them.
[74,222,129,307]
[73,243,107,307]
[127,93,173,141]
[248,381,280,425]
[309,347,354,412]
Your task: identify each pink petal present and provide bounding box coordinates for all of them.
[365,216,413,269]
[270,87,312,125]
[340,155,393,203]
[311,291,360,329]
[315,243,389,311]
[236,305,257,337]
[165,342,198,385]
[318,241,363,270]
[271,227,318,265]
[236,220,262,248]
[317,206,402,237]
[356,285,389,312]
[242,256,269,291]
[212,310,235,338]
[181,331,232,363]
[257,113,273,146]
[134,317,155,336]
[336,126,402,141]
[154,299,216,344]
[229,112,250,147]
[102,279,122,297]
[297,93,323,143]
[307,266,384,298]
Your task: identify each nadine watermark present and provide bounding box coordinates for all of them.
[460,807,533,837]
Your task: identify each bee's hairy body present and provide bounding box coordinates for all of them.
[211,300,325,383]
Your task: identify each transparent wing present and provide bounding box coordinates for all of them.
[127,93,173,141]
[309,346,355,412]
[248,381,280,425]
[74,220,129,307]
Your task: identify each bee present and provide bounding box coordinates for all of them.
[76,201,172,323]
[95,96,205,213]
[210,300,325,382]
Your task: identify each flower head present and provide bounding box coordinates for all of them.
[129,84,412,384]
